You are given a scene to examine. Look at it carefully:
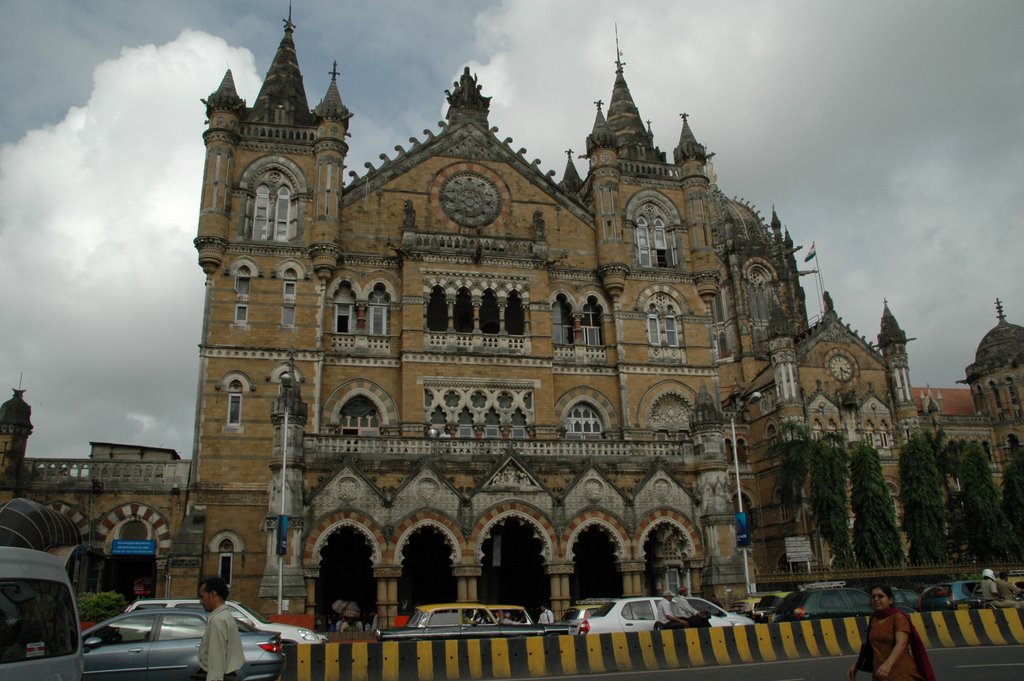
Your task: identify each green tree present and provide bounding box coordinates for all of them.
[1001,448,1024,555]
[959,442,1020,561]
[810,434,855,567]
[849,440,905,567]
[922,429,968,559]
[898,431,947,564]
[78,591,128,622]
[768,424,853,567]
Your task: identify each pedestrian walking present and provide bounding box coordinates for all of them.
[195,576,245,681]
[538,603,554,623]
[848,583,935,680]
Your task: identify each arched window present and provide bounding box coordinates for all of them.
[227,379,243,426]
[454,288,474,333]
[120,520,148,541]
[234,266,250,324]
[652,217,676,267]
[368,285,389,336]
[218,538,235,585]
[552,295,574,345]
[339,395,380,435]
[334,284,355,333]
[511,409,528,439]
[1008,377,1020,417]
[253,183,293,241]
[635,217,652,267]
[565,403,603,440]
[581,297,603,346]
[646,305,660,345]
[664,307,679,347]
[427,286,448,332]
[457,407,474,438]
[505,291,525,335]
[480,290,500,334]
[281,269,297,327]
[484,409,501,438]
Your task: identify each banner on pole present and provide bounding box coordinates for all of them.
[735,512,751,547]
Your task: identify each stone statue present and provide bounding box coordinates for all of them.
[445,67,491,110]
[403,200,415,228]
[532,210,545,239]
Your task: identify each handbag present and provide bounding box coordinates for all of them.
[855,619,873,673]
[855,641,873,673]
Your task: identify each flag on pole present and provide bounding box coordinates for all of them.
[804,241,817,262]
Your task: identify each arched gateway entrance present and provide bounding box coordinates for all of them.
[479,517,548,608]
[317,527,375,629]
[399,527,457,608]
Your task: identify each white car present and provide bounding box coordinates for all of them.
[574,597,661,635]
[124,598,327,644]
[684,596,755,626]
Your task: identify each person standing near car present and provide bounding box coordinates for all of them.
[994,571,1024,608]
[538,603,554,623]
[196,576,245,681]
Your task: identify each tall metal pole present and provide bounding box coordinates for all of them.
[730,412,752,596]
[277,400,288,614]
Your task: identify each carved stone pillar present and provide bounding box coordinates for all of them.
[373,566,402,629]
[546,563,574,618]
[453,565,482,603]
[618,560,645,597]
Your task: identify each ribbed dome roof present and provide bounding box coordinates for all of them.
[971,319,1024,374]
[0,389,32,429]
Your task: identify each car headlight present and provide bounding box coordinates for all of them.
[298,629,317,642]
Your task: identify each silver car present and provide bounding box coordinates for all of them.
[82,609,284,680]
[684,597,755,626]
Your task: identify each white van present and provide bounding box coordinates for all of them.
[124,597,327,644]
[0,546,83,680]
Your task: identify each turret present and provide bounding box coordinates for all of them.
[0,388,33,494]
[195,69,245,274]
[675,113,719,309]
[586,99,628,301]
[308,62,352,280]
[877,301,917,436]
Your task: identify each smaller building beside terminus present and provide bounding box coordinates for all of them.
[1,15,1021,629]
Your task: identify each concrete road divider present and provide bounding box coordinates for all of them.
[281,608,1024,681]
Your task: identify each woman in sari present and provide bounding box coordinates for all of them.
[848,583,935,680]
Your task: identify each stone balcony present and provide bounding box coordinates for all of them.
[553,343,607,364]
[425,332,531,355]
[28,458,191,490]
[328,333,391,355]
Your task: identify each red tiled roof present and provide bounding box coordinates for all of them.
[911,386,976,416]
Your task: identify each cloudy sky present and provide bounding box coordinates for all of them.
[1,0,1021,459]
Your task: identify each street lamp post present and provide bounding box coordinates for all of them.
[729,391,761,596]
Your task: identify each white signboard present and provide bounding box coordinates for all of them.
[784,536,813,562]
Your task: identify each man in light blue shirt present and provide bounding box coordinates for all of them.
[197,577,245,681]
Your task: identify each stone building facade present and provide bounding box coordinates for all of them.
[2,19,1021,626]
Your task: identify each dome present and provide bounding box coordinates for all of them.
[966,318,1024,380]
[0,389,32,430]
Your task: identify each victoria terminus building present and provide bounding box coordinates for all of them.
[22,19,1009,625]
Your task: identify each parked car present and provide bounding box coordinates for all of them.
[376,603,569,641]
[750,591,791,623]
[728,595,761,618]
[0,546,83,681]
[555,601,610,635]
[685,597,755,626]
[891,588,920,613]
[918,581,984,611]
[81,609,284,681]
[124,597,326,644]
[772,588,873,622]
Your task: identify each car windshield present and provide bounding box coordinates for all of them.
[231,601,272,624]
[589,602,616,618]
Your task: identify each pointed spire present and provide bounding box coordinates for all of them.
[691,385,722,427]
[560,148,582,193]
[0,388,32,430]
[604,44,657,160]
[314,60,351,122]
[249,12,314,125]
[878,300,908,347]
[995,298,1006,322]
[203,69,245,116]
[586,99,616,154]
[673,112,708,164]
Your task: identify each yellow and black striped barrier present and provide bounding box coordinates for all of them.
[281,608,1024,681]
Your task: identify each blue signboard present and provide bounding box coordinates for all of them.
[112,539,156,555]
[735,512,751,548]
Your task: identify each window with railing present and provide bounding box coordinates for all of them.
[565,403,603,439]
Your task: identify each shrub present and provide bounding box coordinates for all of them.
[77,591,128,622]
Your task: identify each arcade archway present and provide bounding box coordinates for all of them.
[318,526,376,630]
[399,526,456,609]
[570,525,621,600]
[479,517,548,608]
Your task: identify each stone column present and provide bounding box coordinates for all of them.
[453,565,482,603]
[618,560,645,597]
[373,566,401,629]
[546,563,574,618]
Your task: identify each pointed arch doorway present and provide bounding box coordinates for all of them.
[399,527,456,609]
[643,522,691,596]
[571,525,621,600]
[318,527,376,630]
[479,517,548,608]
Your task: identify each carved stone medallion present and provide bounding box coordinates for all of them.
[439,171,501,227]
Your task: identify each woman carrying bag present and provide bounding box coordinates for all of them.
[848,584,936,680]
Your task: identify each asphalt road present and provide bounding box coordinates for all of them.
[523,645,1024,681]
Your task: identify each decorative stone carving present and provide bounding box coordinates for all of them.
[439,172,501,228]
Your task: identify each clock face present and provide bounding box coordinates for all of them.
[828,355,854,382]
